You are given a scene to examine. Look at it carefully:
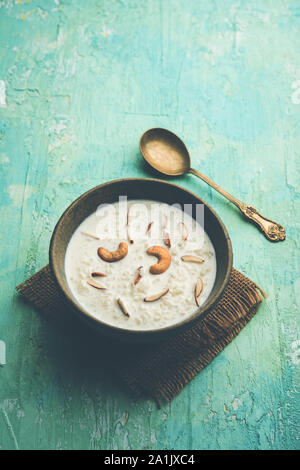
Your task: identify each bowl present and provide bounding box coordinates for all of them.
[49,178,233,342]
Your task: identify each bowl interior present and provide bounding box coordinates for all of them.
[50,178,232,336]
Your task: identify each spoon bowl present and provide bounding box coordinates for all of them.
[140,128,191,176]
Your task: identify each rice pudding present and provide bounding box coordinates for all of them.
[65,199,216,330]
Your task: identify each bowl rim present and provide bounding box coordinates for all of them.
[49,177,233,336]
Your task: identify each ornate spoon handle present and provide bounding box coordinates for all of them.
[189,168,286,242]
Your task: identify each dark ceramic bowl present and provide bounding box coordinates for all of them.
[49,178,233,342]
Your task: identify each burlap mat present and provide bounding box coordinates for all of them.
[16,266,266,407]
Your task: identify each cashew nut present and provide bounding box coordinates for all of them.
[146,245,171,275]
[98,242,128,262]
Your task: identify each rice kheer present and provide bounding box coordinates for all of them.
[65,199,216,330]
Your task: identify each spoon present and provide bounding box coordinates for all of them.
[139,128,285,242]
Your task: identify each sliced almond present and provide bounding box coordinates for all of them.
[134,266,144,285]
[144,288,169,302]
[87,279,106,290]
[127,225,134,244]
[91,272,107,278]
[146,221,154,235]
[126,206,132,225]
[81,232,99,240]
[179,221,188,241]
[195,278,203,306]
[162,214,168,229]
[117,298,130,317]
[125,206,134,243]
[181,255,204,263]
[163,230,171,248]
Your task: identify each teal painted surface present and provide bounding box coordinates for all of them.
[0,0,299,450]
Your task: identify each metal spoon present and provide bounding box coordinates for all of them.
[139,128,285,242]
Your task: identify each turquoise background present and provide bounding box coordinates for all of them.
[0,0,299,450]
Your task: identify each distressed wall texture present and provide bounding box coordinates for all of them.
[0,0,299,450]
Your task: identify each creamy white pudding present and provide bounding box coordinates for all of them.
[65,199,216,330]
